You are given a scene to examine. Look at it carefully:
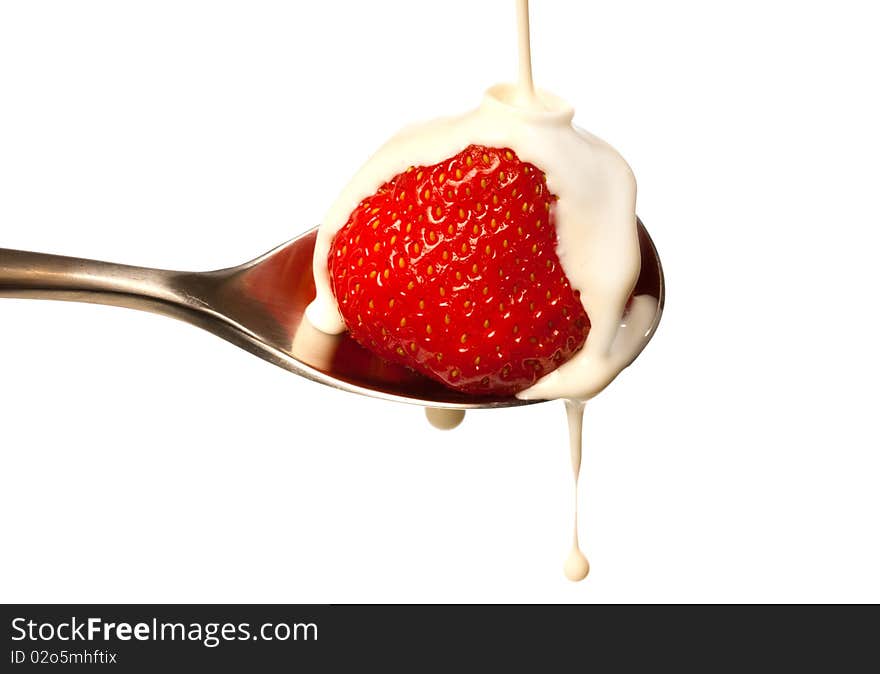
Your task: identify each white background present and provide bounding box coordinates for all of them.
[1,0,878,603]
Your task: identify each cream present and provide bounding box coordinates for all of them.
[564,399,590,581]
[305,0,659,581]
[424,407,466,431]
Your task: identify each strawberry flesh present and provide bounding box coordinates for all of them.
[328,145,590,395]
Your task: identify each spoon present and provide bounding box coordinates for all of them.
[0,222,664,408]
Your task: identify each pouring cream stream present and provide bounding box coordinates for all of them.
[306,0,658,580]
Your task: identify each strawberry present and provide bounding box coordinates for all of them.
[327,144,590,395]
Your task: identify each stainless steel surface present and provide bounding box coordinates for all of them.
[0,222,664,408]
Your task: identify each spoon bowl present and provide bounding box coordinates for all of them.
[0,222,663,408]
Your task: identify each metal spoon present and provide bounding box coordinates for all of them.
[0,222,664,408]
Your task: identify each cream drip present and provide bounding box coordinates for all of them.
[564,399,590,581]
[425,407,466,431]
[305,0,659,581]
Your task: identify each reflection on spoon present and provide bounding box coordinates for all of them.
[289,314,341,371]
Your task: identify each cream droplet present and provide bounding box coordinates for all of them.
[424,407,466,430]
[564,546,590,581]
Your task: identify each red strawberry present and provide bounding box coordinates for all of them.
[327,144,590,396]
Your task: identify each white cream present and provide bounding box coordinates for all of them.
[306,0,660,581]
[564,399,590,581]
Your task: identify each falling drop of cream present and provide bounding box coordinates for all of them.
[564,399,590,581]
[425,407,466,430]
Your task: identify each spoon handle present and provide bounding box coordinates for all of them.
[0,248,185,309]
